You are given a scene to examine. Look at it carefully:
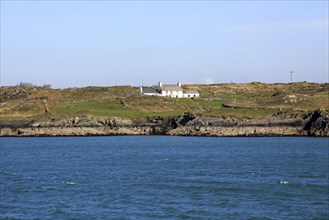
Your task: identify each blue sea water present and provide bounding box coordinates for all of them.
[0,136,328,219]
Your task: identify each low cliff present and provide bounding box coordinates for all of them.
[1,110,328,137]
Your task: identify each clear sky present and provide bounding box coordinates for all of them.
[1,1,328,88]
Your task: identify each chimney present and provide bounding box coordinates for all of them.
[140,87,143,95]
[158,82,162,88]
[177,82,181,87]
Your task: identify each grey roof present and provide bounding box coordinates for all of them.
[183,90,199,94]
[143,88,160,94]
[161,85,183,91]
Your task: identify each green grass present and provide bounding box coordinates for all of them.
[51,100,136,118]
[49,99,183,119]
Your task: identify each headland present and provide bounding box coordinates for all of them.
[1,82,328,137]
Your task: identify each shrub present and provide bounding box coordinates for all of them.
[16,82,36,88]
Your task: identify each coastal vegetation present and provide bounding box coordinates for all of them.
[0,82,328,121]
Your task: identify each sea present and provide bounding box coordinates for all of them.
[0,136,328,219]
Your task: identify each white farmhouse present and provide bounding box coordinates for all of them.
[140,82,199,98]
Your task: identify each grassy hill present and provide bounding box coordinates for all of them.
[1,82,328,121]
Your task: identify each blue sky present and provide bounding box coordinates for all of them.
[1,1,328,88]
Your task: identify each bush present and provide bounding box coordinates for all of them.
[16,82,36,88]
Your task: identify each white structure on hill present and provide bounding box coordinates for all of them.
[140,82,199,98]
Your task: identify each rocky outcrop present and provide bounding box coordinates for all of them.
[0,127,153,137]
[302,110,329,136]
[1,110,328,137]
[167,112,311,136]
[0,87,29,101]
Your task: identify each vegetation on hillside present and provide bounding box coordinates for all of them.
[0,82,328,121]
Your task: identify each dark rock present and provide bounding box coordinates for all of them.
[179,112,195,126]
[2,87,29,101]
[303,110,329,136]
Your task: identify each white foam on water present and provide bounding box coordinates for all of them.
[62,181,77,185]
[279,180,289,184]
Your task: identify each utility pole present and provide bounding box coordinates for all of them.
[290,71,294,84]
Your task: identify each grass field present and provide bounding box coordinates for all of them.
[1,82,328,121]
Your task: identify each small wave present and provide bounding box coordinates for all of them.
[279,180,289,184]
[1,171,22,177]
[62,181,77,185]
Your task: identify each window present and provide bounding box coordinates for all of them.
[188,95,190,98]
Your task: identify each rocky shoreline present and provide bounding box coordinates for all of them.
[1,110,328,137]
